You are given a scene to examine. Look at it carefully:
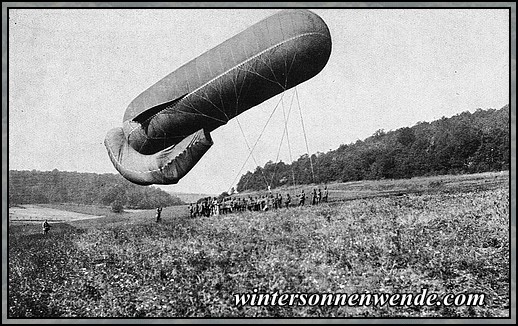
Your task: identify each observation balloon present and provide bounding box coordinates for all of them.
[105,9,332,185]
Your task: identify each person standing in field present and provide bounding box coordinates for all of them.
[204,198,210,217]
[156,207,162,223]
[263,195,270,211]
[317,188,322,204]
[323,185,329,203]
[248,196,254,211]
[299,190,306,206]
[42,219,51,235]
[214,197,219,216]
[188,203,194,218]
[285,193,291,208]
[195,202,200,217]
[312,188,318,205]
[255,196,260,211]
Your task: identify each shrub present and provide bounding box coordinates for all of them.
[110,200,124,213]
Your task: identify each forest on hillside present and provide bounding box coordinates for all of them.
[9,170,184,209]
[237,105,510,192]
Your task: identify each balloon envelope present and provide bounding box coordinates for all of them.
[105,9,332,185]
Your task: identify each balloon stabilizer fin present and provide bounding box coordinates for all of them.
[104,128,213,185]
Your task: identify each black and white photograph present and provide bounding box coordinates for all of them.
[4,2,514,321]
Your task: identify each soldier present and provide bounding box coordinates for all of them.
[42,219,51,235]
[220,199,226,215]
[156,207,163,223]
[256,196,261,211]
[188,203,194,218]
[222,198,228,215]
[237,198,243,212]
[208,198,213,216]
[233,198,238,213]
[318,188,322,204]
[248,196,254,211]
[205,198,210,217]
[278,193,283,209]
[195,202,200,217]
[312,188,318,205]
[285,193,291,208]
[263,195,270,211]
[217,198,222,215]
[299,190,306,206]
[323,185,329,203]
[212,197,219,216]
[232,198,237,213]
[260,195,266,211]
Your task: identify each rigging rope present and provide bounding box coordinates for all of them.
[228,93,285,193]
[236,117,271,189]
[269,90,296,187]
[295,87,316,184]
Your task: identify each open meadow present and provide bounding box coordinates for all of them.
[8,172,510,318]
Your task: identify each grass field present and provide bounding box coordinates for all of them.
[8,171,510,318]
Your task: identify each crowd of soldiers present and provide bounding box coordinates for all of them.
[188,186,329,218]
[39,187,329,234]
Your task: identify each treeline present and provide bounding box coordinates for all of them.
[237,105,510,192]
[9,170,184,209]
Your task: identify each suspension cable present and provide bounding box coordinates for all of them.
[269,89,296,187]
[236,118,270,189]
[295,87,315,183]
[228,93,285,193]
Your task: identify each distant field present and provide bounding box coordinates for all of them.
[9,205,105,224]
[8,171,510,318]
[8,203,190,224]
[236,171,509,202]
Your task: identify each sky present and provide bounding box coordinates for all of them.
[8,8,510,194]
